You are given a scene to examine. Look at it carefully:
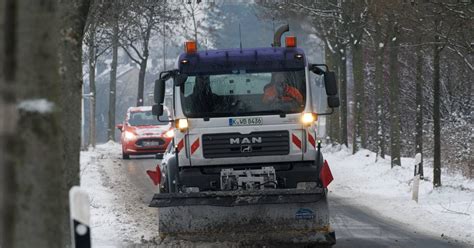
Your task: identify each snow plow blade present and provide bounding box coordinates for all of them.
[150,188,335,246]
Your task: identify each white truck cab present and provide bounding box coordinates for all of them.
[150,25,339,246]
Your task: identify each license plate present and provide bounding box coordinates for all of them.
[228,117,263,126]
[143,141,160,147]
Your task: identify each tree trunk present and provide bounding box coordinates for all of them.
[136,24,151,107]
[433,32,442,187]
[88,36,97,148]
[415,36,424,177]
[389,23,401,167]
[137,58,147,106]
[325,46,340,143]
[374,26,386,159]
[1,0,70,247]
[108,15,119,141]
[339,45,349,147]
[352,42,366,154]
[57,0,90,244]
[0,1,17,246]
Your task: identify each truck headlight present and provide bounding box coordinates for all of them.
[301,113,317,125]
[176,119,188,132]
[124,131,136,140]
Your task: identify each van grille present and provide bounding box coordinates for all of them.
[202,131,289,158]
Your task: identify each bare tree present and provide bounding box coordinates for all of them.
[57,0,91,243]
[347,0,368,154]
[181,0,202,43]
[370,1,388,159]
[121,1,170,106]
[102,1,124,142]
[388,19,402,167]
[1,0,89,247]
[84,0,111,148]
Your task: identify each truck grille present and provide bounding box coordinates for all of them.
[202,131,289,158]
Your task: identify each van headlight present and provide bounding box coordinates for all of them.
[124,131,136,140]
[164,129,175,138]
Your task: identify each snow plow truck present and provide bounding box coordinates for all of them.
[149,25,340,247]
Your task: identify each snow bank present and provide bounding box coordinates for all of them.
[324,145,474,245]
[80,142,240,247]
[80,142,159,247]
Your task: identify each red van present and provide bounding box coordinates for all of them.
[117,106,173,159]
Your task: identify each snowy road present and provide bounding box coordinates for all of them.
[329,197,463,247]
[120,157,466,248]
[81,143,471,247]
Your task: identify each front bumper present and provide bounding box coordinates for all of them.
[123,137,170,155]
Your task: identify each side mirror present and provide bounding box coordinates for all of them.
[324,71,338,96]
[152,104,164,117]
[154,79,166,105]
[327,95,340,108]
[175,73,188,86]
[116,124,124,132]
[310,64,325,75]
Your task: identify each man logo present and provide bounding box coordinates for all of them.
[229,137,262,145]
[241,145,252,153]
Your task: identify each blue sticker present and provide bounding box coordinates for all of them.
[295,208,314,220]
[229,119,233,126]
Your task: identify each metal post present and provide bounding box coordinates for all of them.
[81,83,85,149]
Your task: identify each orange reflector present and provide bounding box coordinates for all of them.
[285,36,297,47]
[185,40,197,54]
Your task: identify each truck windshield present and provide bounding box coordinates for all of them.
[128,111,169,126]
[180,70,306,118]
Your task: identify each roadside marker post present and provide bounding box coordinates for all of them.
[69,186,91,248]
[412,153,422,203]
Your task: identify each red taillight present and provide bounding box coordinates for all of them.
[285,36,297,47]
[146,164,162,186]
[184,40,197,54]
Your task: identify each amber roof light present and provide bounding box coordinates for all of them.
[185,40,197,54]
[285,36,297,48]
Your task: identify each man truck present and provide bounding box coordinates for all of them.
[150,25,339,246]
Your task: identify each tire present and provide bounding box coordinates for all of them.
[122,153,130,160]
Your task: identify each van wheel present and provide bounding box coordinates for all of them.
[122,153,130,159]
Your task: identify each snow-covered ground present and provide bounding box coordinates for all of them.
[325,145,474,245]
[80,142,160,247]
[80,142,473,247]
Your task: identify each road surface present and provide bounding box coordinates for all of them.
[121,156,468,248]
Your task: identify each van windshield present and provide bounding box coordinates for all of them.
[128,111,169,126]
[180,70,306,118]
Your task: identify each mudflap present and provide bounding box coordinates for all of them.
[149,189,336,246]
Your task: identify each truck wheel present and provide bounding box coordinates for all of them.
[122,153,130,160]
